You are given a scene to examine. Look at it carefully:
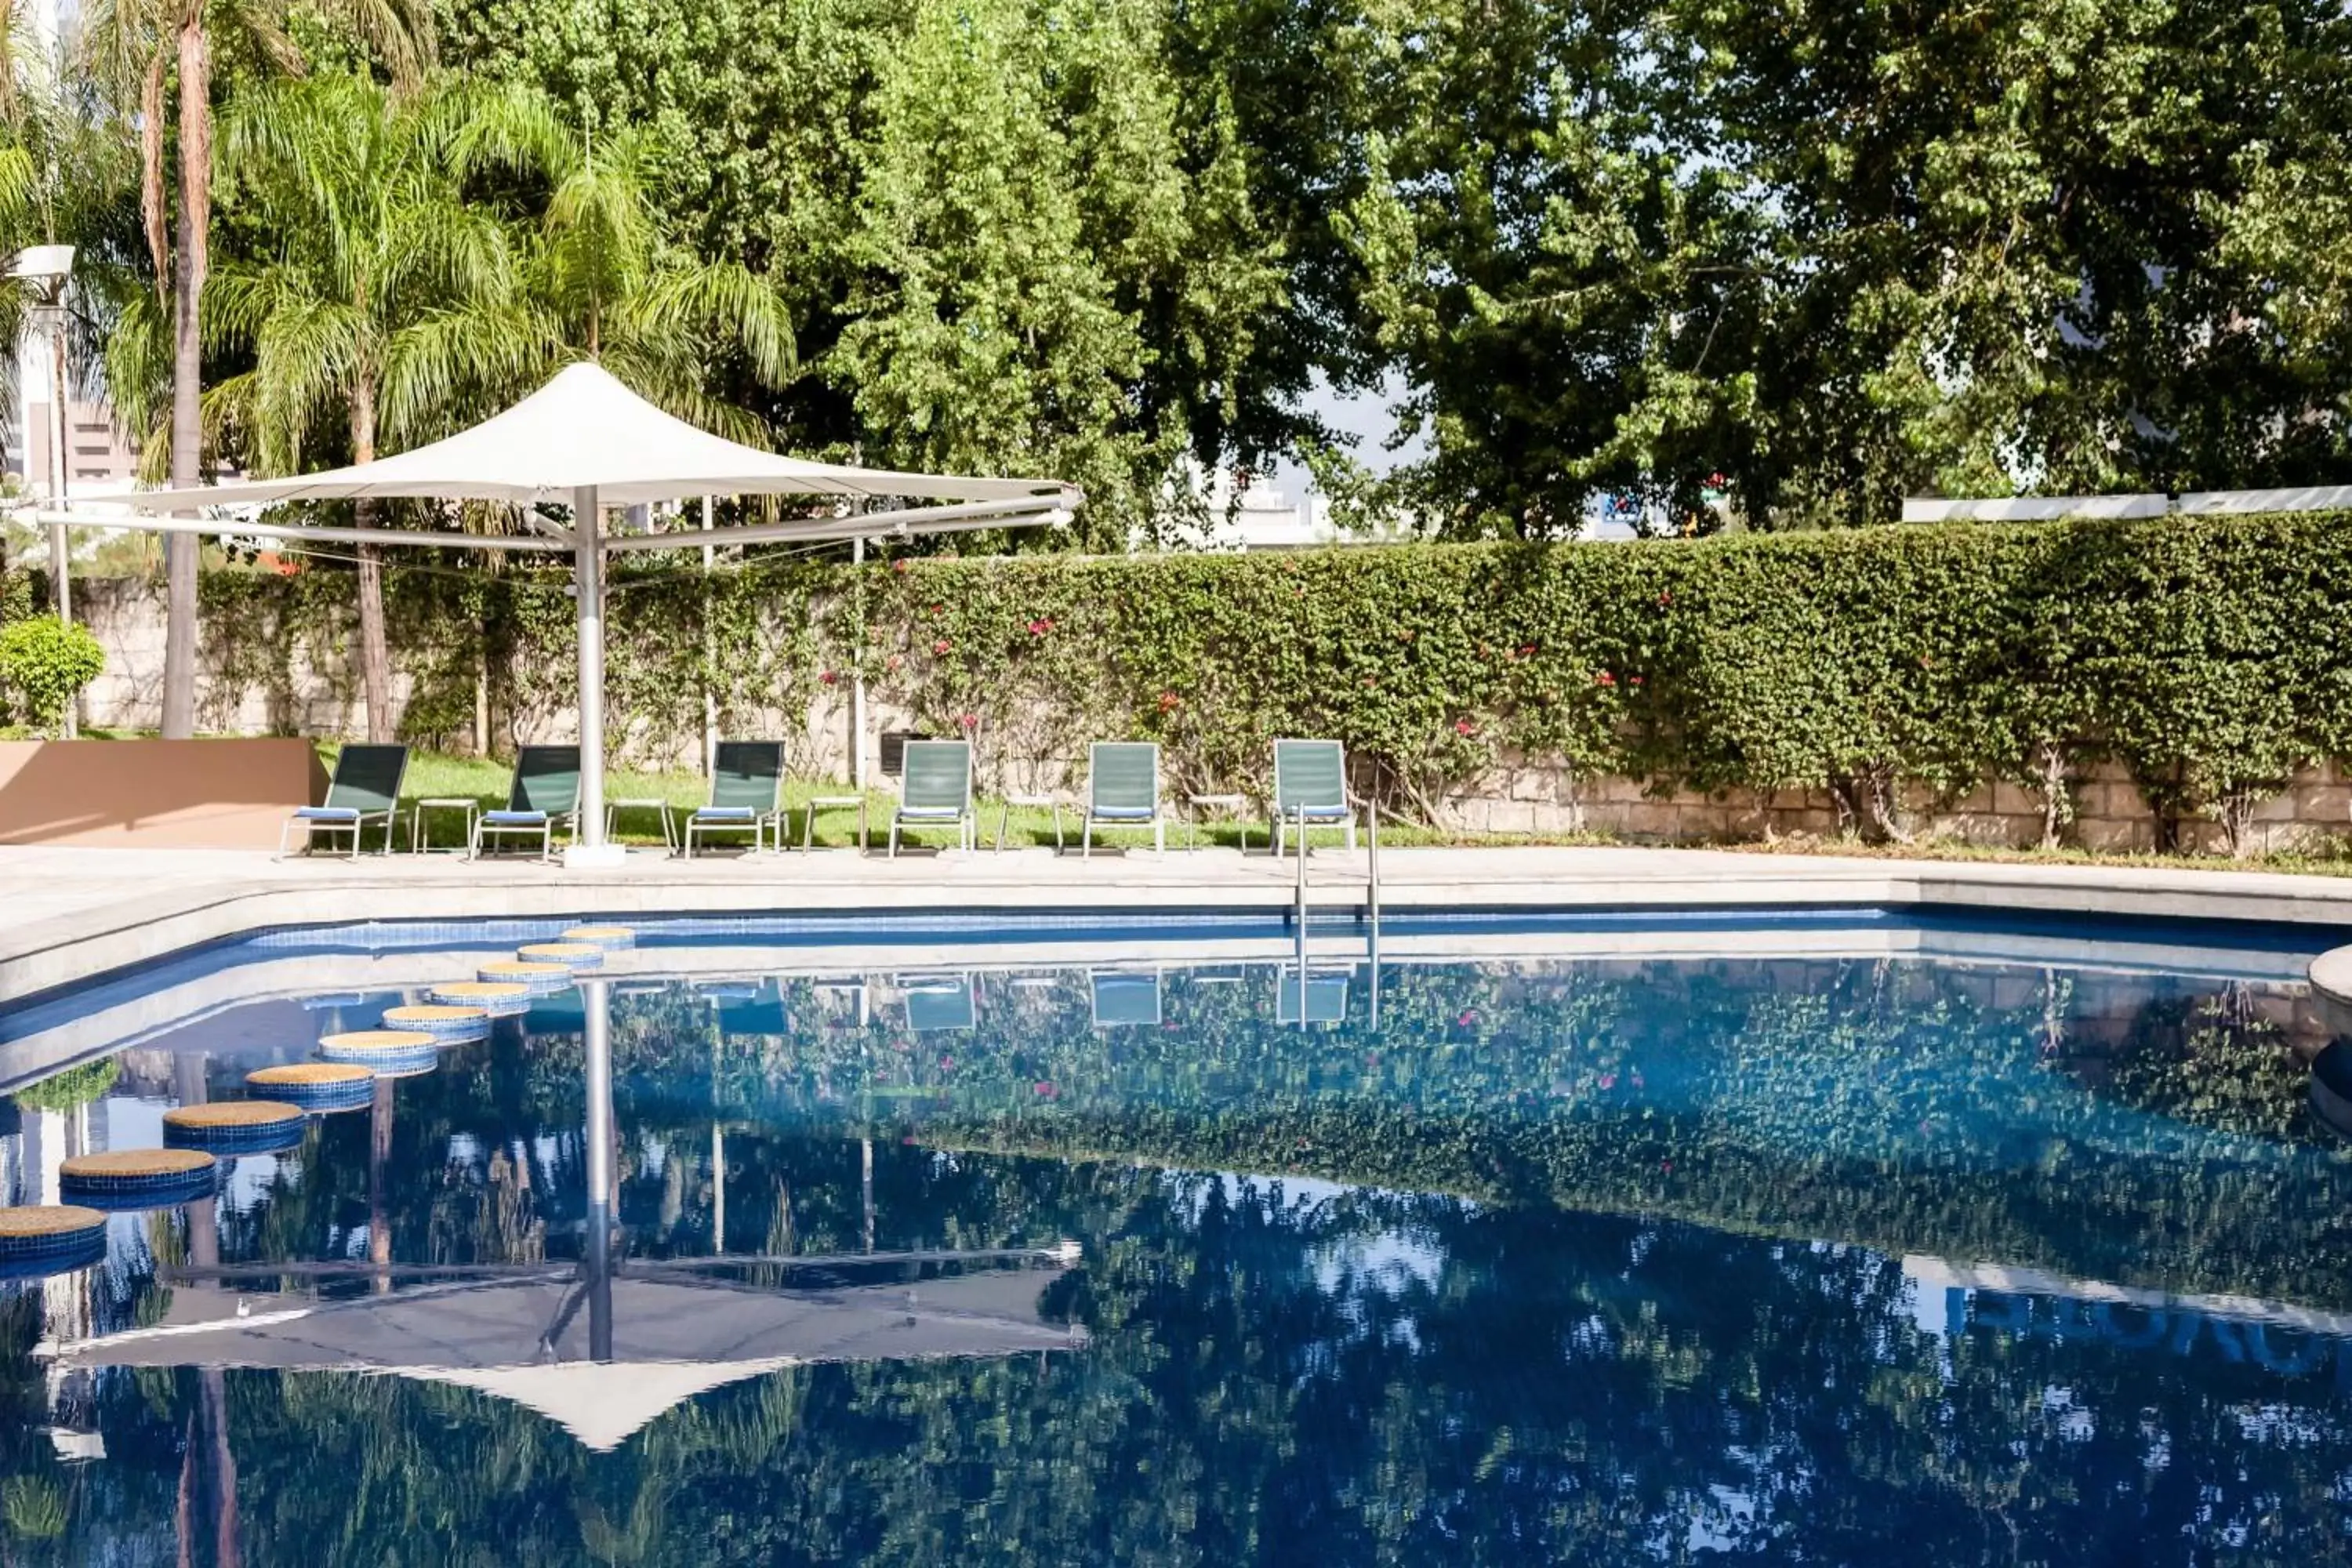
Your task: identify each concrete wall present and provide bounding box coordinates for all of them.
[0,738,326,848]
[49,578,2352,855]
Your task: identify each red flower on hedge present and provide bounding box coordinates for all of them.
[818,670,838,685]
[886,654,904,671]
[1519,644,1537,659]
[1027,618,1054,636]
[1454,718,1476,736]
[892,558,910,575]
[1034,1080,1058,1099]
[958,712,978,729]
[1628,674,1644,688]
[1157,691,1181,712]
[1595,670,1617,687]
[932,638,952,655]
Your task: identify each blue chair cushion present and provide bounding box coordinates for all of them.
[483,810,549,826]
[1091,806,1156,819]
[695,807,757,821]
[294,806,361,821]
[1289,805,1350,820]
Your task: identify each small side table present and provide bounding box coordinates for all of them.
[802,795,869,853]
[996,794,1065,853]
[1186,793,1251,852]
[604,797,677,852]
[410,797,479,856]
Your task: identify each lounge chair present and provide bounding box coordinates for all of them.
[1090,969,1162,1027]
[1080,741,1164,857]
[682,740,784,858]
[469,745,582,862]
[901,973,977,1031]
[887,739,975,857]
[280,743,408,859]
[1270,739,1358,859]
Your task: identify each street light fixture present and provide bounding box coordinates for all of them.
[9,242,77,735]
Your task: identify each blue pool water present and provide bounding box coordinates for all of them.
[2,908,2350,1563]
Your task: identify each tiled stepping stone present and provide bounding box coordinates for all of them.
[0,1205,108,1276]
[248,1062,376,1112]
[382,1004,492,1040]
[60,1149,219,1209]
[477,960,571,993]
[164,1101,307,1152]
[318,1030,441,1076]
[424,981,532,1016]
[517,942,602,970]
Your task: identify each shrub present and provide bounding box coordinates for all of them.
[64,511,2352,851]
[0,615,103,737]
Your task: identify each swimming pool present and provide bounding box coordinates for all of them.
[2,908,2349,1563]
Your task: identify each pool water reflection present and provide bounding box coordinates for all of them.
[4,922,2352,1563]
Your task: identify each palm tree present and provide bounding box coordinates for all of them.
[80,0,433,739]
[209,71,517,742]
[441,103,797,441]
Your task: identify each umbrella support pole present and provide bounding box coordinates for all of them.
[565,485,626,868]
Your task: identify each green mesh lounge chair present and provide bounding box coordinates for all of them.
[1080,741,1164,857]
[1271,739,1357,859]
[683,740,785,858]
[469,746,583,862]
[888,740,974,858]
[279,743,408,859]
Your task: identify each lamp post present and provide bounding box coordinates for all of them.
[11,244,76,736]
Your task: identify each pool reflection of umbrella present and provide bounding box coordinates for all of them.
[41,1260,1080,1452]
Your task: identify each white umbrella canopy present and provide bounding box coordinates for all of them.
[56,363,1082,866]
[45,1267,1080,1452]
[96,362,1078,512]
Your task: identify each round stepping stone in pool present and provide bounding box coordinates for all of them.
[248,1062,376,1112]
[560,925,635,950]
[0,1205,108,1278]
[163,1100,307,1154]
[319,1029,441,1076]
[59,1149,219,1210]
[424,980,532,1017]
[517,942,603,970]
[382,1003,492,1041]
[477,960,572,994]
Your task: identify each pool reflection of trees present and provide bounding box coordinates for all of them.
[118,956,2352,1312]
[7,1170,2351,1564]
[6,954,2350,1563]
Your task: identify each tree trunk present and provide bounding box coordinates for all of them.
[352,376,391,742]
[160,16,211,741]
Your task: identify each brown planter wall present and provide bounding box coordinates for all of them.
[0,739,327,849]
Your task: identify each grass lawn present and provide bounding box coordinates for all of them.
[47,734,2352,869]
[312,742,2352,871]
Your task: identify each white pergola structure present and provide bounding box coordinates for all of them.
[31,364,1080,865]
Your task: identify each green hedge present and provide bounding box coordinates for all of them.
[873,514,2352,849]
[86,513,2352,848]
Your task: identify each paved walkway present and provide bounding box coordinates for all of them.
[9,840,2352,1003]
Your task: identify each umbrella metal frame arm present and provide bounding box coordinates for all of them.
[20,492,1071,556]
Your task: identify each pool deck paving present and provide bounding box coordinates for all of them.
[10,839,2352,1004]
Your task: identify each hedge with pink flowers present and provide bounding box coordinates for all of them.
[26,511,2350,849]
[862,514,2352,850]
